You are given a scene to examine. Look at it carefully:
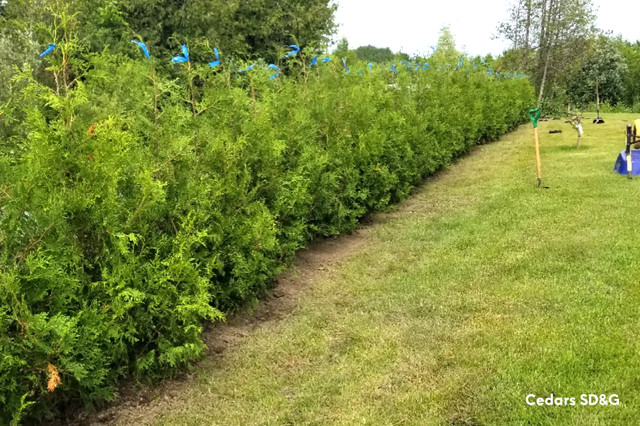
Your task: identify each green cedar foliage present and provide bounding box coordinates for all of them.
[0,29,534,424]
[1,0,337,63]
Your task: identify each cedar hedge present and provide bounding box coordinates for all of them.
[0,44,534,422]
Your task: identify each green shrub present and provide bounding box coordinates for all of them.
[0,39,534,422]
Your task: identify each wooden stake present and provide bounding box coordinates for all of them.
[529,108,543,188]
[534,126,542,187]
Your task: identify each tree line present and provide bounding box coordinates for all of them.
[497,0,640,111]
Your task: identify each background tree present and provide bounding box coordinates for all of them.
[332,36,350,58]
[497,0,597,108]
[567,36,627,109]
[497,0,538,70]
[354,45,400,63]
[431,26,460,65]
[618,39,640,107]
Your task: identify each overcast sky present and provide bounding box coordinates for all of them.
[333,0,640,57]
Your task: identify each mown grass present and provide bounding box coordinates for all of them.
[113,113,640,425]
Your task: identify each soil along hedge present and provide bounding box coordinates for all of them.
[0,41,534,421]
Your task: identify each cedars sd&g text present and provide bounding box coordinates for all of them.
[526,394,619,406]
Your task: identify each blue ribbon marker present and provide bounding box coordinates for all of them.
[39,43,56,58]
[239,64,255,73]
[458,57,464,69]
[286,45,300,58]
[267,64,279,80]
[209,47,221,68]
[401,60,411,71]
[422,63,430,70]
[369,62,373,73]
[171,44,189,63]
[391,64,397,75]
[321,57,331,63]
[131,40,150,59]
[358,69,363,76]
[342,58,350,74]
[310,56,318,66]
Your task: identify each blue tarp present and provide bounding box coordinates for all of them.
[614,150,640,175]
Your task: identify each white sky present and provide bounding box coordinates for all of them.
[333,0,640,57]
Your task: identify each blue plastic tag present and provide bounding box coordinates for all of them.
[267,64,279,79]
[131,40,150,59]
[209,47,221,67]
[171,44,189,63]
[39,43,56,58]
[286,45,300,58]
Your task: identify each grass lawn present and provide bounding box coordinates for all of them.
[106,113,640,425]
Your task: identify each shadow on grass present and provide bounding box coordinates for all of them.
[544,144,594,153]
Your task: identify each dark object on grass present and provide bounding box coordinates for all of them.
[593,117,605,124]
[549,130,562,134]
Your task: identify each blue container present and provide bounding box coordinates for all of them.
[614,150,640,175]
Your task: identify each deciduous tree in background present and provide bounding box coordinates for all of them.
[497,0,597,107]
[567,35,627,109]
[432,26,460,65]
[618,39,640,107]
